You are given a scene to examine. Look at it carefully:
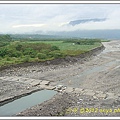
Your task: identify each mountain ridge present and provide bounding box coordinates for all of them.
[69,18,106,26]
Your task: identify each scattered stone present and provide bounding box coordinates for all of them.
[23,79,36,84]
[54,85,64,91]
[101,99,115,107]
[0,77,5,80]
[73,88,83,94]
[95,93,107,99]
[31,70,36,72]
[95,91,103,94]
[106,92,116,99]
[30,80,41,86]
[26,86,30,90]
[83,89,95,96]
[39,84,47,89]
[39,84,55,90]
[36,70,43,72]
[40,80,50,85]
[65,87,74,93]
[19,78,29,82]
[44,86,56,90]
[93,95,98,99]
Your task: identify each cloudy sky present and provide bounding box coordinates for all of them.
[0,4,120,33]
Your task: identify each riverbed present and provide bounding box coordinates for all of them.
[0,40,120,116]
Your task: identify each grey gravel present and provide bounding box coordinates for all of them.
[0,40,120,117]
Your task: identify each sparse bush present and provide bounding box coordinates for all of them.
[8,51,22,57]
[0,42,9,47]
[0,48,8,57]
[0,34,12,42]
[40,49,50,54]
[5,56,11,61]
[22,55,30,62]
[0,56,2,60]
[22,43,51,51]
[48,50,64,58]
[37,53,47,59]
[50,46,60,51]
[23,48,37,58]
[15,44,23,51]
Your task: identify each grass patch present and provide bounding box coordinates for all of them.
[28,41,102,51]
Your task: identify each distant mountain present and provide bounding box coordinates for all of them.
[12,29,120,40]
[69,18,106,26]
[10,34,63,40]
[48,29,120,40]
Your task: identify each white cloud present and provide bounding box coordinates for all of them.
[0,4,120,33]
[12,24,46,28]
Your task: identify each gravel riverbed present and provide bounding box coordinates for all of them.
[0,40,120,117]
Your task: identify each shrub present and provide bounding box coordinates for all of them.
[50,46,60,51]
[23,48,37,58]
[0,42,9,47]
[0,34,12,42]
[15,44,23,51]
[48,51,64,58]
[0,48,8,57]
[40,49,49,54]
[22,55,30,62]
[0,56,2,60]
[8,51,22,57]
[37,53,47,59]
[4,56,11,61]
[22,43,51,51]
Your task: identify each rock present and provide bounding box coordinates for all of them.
[44,86,56,90]
[83,89,95,96]
[73,88,83,94]
[65,87,74,93]
[20,78,35,84]
[30,80,41,86]
[40,80,50,85]
[0,77,5,80]
[31,70,36,72]
[106,92,118,99]
[93,96,98,99]
[26,86,29,89]
[54,85,64,91]
[95,93,107,99]
[39,85,55,90]
[95,91,103,94]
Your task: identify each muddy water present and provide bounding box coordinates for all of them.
[0,90,57,116]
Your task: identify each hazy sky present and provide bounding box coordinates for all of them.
[0,4,120,33]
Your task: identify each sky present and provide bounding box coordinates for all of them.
[0,4,120,34]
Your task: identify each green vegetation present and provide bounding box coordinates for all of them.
[0,34,104,67]
[0,34,12,47]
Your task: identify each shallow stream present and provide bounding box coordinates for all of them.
[0,90,56,116]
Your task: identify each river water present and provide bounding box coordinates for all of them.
[0,90,57,116]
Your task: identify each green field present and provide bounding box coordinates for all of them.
[0,35,103,67]
[29,41,102,51]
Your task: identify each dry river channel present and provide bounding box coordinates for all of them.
[0,40,120,117]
